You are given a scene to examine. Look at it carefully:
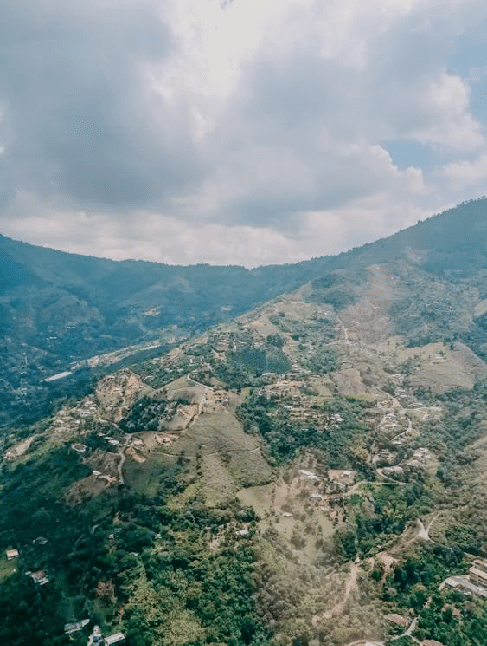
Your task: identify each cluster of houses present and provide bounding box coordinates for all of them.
[441,559,487,597]
[94,371,144,422]
[77,396,99,419]
[5,548,126,643]
[261,377,333,429]
[287,468,358,515]
[64,622,125,645]
[88,625,125,645]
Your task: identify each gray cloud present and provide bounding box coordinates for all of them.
[198,1,484,234]
[0,0,203,212]
[0,0,486,265]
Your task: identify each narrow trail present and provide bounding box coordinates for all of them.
[426,514,438,535]
[312,563,359,625]
[336,316,351,346]
[389,417,413,444]
[390,617,420,643]
[343,482,364,497]
[405,617,418,636]
[117,434,131,484]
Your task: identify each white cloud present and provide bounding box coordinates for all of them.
[443,153,487,191]
[407,73,484,149]
[1,194,305,266]
[1,0,487,264]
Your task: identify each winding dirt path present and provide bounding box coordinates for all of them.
[336,316,351,346]
[312,562,359,625]
[117,434,131,484]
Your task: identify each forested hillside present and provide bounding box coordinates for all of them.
[2,198,487,427]
[1,199,487,646]
[0,236,331,426]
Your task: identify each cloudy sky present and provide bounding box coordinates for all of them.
[1,0,487,266]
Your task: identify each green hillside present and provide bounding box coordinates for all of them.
[0,235,332,426]
[2,198,487,427]
[1,199,487,645]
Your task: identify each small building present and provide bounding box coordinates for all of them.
[6,549,19,560]
[105,633,126,645]
[234,529,249,537]
[30,570,49,585]
[89,625,102,645]
[469,566,487,588]
[64,619,90,634]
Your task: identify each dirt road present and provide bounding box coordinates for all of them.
[312,562,359,625]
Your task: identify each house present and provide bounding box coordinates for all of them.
[30,570,49,585]
[442,575,487,596]
[105,633,125,645]
[64,619,90,634]
[234,529,249,537]
[382,466,404,476]
[6,549,19,560]
[34,536,48,545]
[469,565,487,588]
[89,625,102,645]
[298,469,318,479]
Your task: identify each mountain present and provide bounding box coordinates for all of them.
[2,198,487,427]
[1,198,487,646]
[0,235,334,426]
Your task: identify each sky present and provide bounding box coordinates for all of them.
[1,0,487,267]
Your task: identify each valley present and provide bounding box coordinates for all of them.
[1,200,487,645]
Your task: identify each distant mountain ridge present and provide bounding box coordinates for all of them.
[1,197,487,426]
[0,234,333,425]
